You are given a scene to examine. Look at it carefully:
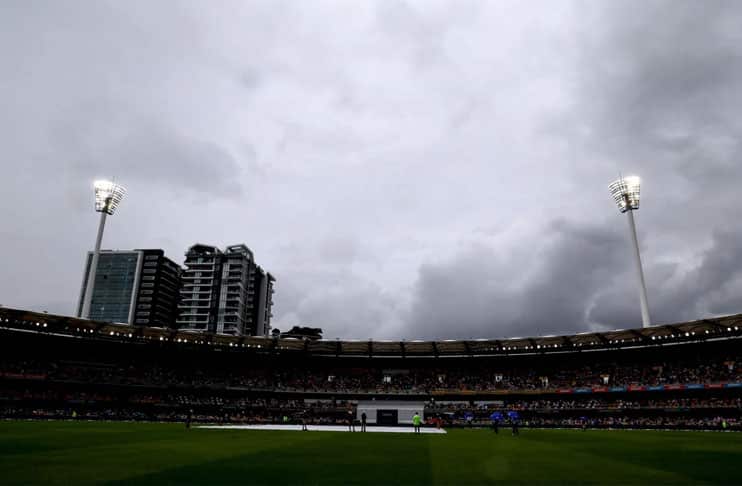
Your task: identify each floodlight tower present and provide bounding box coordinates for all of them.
[80,180,126,319]
[609,176,651,327]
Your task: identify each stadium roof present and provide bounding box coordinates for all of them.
[1,306,741,358]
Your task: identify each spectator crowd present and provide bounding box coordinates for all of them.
[1,354,739,394]
[1,333,739,431]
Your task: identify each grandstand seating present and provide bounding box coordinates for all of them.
[0,307,740,430]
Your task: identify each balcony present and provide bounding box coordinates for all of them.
[178,304,211,310]
[185,260,215,266]
[182,282,212,288]
[181,299,211,305]
[182,274,214,281]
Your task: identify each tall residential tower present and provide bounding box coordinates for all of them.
[176,244,275,336]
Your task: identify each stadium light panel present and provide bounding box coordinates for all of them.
[608,176,641,213]
[94,180,126,215]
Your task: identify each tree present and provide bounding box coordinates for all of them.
[281,326,323,340]
[270,328,281,338]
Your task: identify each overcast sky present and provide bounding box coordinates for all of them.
[2,0,741,339]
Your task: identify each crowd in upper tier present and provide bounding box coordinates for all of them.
[427,397,742,411]
[1,353,739,393]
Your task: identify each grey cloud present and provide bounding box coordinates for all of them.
[406,220,629,339]
[662,228,742,319]
[271,269,404,339]
[589,227,742,328]
[373,1,455,69]
[0,1,247,200]
[53,118,245,199]
[575,1,742,180]
[407,220,742,340]
[2,1,742,341]
[317,235,363,266]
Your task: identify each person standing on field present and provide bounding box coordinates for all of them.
[490,412,499,434]
[361,412,367,432]
[413,412,422,434]
[465,411,474,428]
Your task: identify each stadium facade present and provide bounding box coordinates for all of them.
[176,244,275,336]
[76,249,181,326]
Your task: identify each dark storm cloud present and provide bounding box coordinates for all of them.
[406,220,628,339]
[590,227,742,328]
[407,221,742,340]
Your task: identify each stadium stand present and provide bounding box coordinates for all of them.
[1,307,740,430]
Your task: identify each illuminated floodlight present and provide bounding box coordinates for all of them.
[80,179,127,320]
[609,175,651,328]
[94,180,126,215]
[608,176,641,213]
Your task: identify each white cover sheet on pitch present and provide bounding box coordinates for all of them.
[197,424,447,434]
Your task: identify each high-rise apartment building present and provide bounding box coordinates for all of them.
[77,249,181,326]
[176,244,275,336]
[255,268,276,336]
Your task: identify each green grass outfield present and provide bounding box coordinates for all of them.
[1,421,740,485]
